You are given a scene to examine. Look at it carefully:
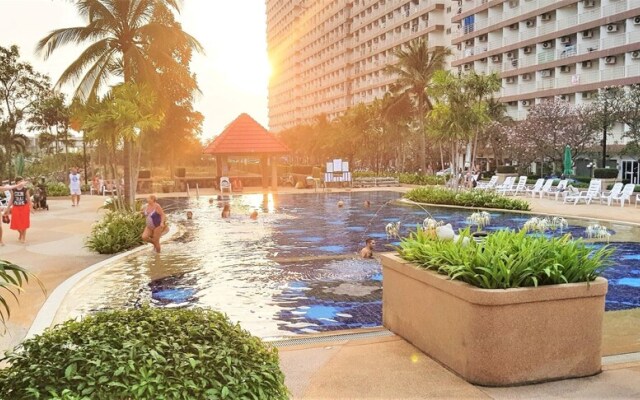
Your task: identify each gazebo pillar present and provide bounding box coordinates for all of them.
[271,156,278,190]
[261,155,269,188]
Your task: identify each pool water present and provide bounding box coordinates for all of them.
[56,191,640,338]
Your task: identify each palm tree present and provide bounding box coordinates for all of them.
[37,0,202,205]
[462,72,501,169]
[385,38,450,172]
[0,260,44,333]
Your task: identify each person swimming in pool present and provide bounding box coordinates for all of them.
[249,210,258,220]
[221,203,231,218]
[142,194,167,253]
[360,238,375,259]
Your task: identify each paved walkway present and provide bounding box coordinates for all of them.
[1,187,640,398]
[0,195,110,355]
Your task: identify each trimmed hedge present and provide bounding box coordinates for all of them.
[0,307,288,399]
[496,165,516,173]
[593,168,619,179]
[404,187,530,211]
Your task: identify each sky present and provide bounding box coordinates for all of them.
[0,0,271,142]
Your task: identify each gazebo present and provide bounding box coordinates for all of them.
[203,113,289,190]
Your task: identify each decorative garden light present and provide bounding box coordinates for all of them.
[467,211,491,230]
[585,224,611,240]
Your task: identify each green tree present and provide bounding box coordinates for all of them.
[81,83,164,191]
[28,91,72,157]
[384,38,450,172]
[619,84,640,146]
[37,0,202,204]
[0,45,50,177]
[462,72,501,169]
[589,87,625,168]
[429,71,485,185]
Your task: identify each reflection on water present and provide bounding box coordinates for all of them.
[54,191,640,338]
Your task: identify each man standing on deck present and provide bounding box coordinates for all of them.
[69,167,81,207]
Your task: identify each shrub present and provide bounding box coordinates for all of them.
[496,165,516,173]
[574,176,592,184]
[398,228,613,289]
[352,171,446,185]
[85,211,145,254]
[0,307,288,399]
[404,187,530,211]
[593,168,619,179]
[46,181,70,197]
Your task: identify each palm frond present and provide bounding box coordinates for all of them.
[56,38,113,88]
[0,260,45,332]
[36,23,110,59]
[74,49,119,99]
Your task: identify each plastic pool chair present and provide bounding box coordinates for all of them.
[544,179,568,201]
[496,176,515,195]
[534,179,553,198]
[219,177,231,194]
[476,175,498,190]
[600,182,623,206]
[563,179,601,205]
[610,183,635,207]
[504,176,527,196]
[525,178,545,197]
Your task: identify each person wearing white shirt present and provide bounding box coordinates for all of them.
[69,167,82,207]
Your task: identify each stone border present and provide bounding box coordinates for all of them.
[399,198,640,228]
[25,225,179,340]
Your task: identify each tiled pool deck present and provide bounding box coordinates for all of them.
[2,187,640,398]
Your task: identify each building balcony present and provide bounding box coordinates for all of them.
[500,65,640,98]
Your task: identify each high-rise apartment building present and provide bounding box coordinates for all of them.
[266,0,455,132]
[267,1,640,136]
[453,0,640,132]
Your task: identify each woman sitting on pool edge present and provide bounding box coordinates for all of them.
[142,194,167,253]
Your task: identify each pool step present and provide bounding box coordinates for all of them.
[267,328,395,348]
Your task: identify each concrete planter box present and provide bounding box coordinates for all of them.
[381,253,608,386]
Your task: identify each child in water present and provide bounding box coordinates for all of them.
[221,204,231,218]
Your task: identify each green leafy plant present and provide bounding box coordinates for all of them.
[85,211,145,254]
[0,260,45,333]
[398,228,613,289]
[405,187,530,211]
[100,196,143,213]
[353,171,446,185]
[46,181,70,197]
[0,306,288,399]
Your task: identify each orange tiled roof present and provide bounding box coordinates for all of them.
[203,113,289,155]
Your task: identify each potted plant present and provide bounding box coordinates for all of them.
[381,228,612,386]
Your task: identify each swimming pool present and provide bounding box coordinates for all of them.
[54,191,640,338]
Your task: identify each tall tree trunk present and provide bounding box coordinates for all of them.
[418,98,427,173]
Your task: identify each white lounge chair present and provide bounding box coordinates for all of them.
[534,179,553,198]
[496,176,515,195]
[543,179,568,201]
[600,182,623,206]
[476,175,498,190]
[525,178,545,197]
[563,179,601,205]
[504,176,528,196]
[610,183,635,207]
[220,176,231,194]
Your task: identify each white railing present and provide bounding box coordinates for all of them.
[557,15,578,31]
[538,51,555,64]
[536,78,555,90]
[601,65,626,81]
[602,33,627,49]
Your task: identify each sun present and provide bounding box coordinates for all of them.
[217,52,271,94]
